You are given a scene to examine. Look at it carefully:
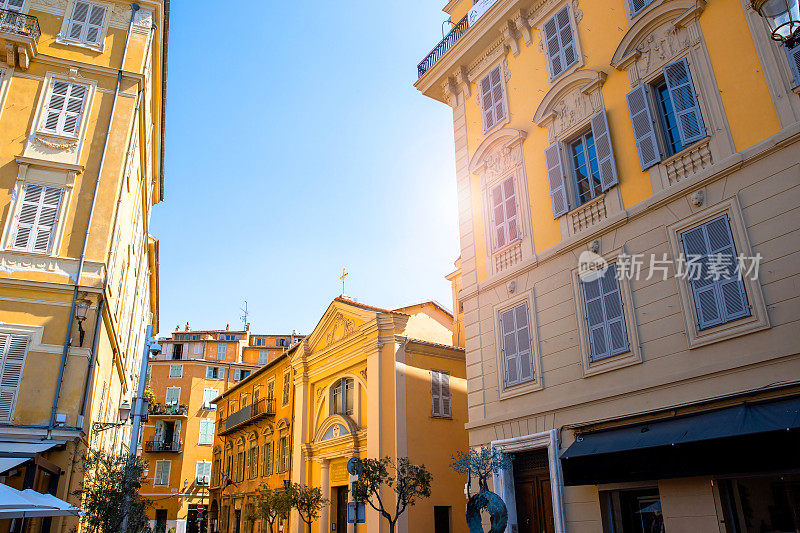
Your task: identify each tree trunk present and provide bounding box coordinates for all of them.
[389,521,395,533]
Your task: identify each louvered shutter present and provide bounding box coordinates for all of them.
[502,177,518,243]
[480,66,506,131]
[682,216,749,329]
[544,7,577,80]
[0,335,28,422]
[173,420,181,449]
[582,276,607,360]
[430,370,440,416]
[440,371,451,417]
[626,84,662,170]
[514,304,534,382]
[219,367,225,380]
[543,15,562,78]
[544,142,569,218]
[43,82,86,136]
[84,3,107,46]
[206,366,214,379]
[581,265,628,361]
[67,1,90,40]
[14,184,63,253]
[154,420,164,443]
[663,58,705,145]
[785,43,800,87]
[629,0,654,15]
[3,0,25,11]
[590,110,619,191]
[490,183,507,249]
[500,308,519,386]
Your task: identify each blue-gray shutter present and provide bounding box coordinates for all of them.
[514,304,534,383]
[581,265,628,361]
[500,308,520,386]
[629,0,655,16]
[544,6,577,80]
[785,43,800,87]
[544,142,569,218]
[681,216,750,330]
[663,58,706,145]
[543,15,563,78]
[590,110,619,191]
[500,303,534,386]
[626,85,661,170]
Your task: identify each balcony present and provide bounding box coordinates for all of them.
[219,398,275,435]
[149,403,189,417]
[0,9,40,70]
[417,14,469,78]
[144,440,183,453]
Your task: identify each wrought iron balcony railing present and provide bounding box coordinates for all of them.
[149,403,188,417]
[0,9,41,41]
[220,398,275,434]
[417,14,469,78]
[144,440,183,453]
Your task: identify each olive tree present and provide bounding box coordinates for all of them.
[288,482,327,533]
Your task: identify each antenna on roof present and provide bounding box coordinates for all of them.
[240,300,249,331]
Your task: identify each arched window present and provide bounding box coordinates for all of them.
[329,378,354,416]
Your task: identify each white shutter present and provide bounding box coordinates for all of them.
[590,110,619,191]
[785,43,800,87]
[626,84,662,170]
[193,342,203,355]
[440,372,451,417]
[0,334,28,422]
[500,308,520,386]
[544,6,577,80]
[42,81,87,136]
[203,388,218,409]
[480,66,506,131]
[14,184,63,253]
[107,225,120,286]
[430,371,440,416]
[66,0,90,40]
[219,367,225,380]
[544,142,569,218]
[154,420,164,442]
[3,0,25,11]
[83,3,106,45]
[514,304,534,382]
[206,366,214,379]
[490,183,507,249]
[173,420,181,448]
[663,58,705,146]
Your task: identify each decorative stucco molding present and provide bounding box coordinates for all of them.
[469,127,527,179]
[325,312,356,346]
[533,69,607,143]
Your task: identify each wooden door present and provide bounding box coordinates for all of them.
[335,486,348,532]
[513,450,555,533]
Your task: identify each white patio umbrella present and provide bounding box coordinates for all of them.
[0,484,83,519]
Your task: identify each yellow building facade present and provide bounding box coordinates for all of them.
[290,297,468,533]
[208,351,296,533]
[418,0,800,530]
[141,327,301,533]
[0,0,167,531]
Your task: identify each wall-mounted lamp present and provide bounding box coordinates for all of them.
[752,0,800,44]
[75,297,92,346]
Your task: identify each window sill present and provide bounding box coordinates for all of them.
[499,378,543,400]
[54,35,104,53]
[431,414,453,420]
[582,348,642,378]
[687,312,769,349]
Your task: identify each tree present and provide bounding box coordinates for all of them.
[351,457,432,533]
[451,446,512,533]
[252,485,292,533]
[72,450,151,533]
[288,482,327,533]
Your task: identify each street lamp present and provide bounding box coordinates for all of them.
[74,297,92,346]
[752,0,800,44]
[93,400,132,432]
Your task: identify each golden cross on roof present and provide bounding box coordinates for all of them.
[340,268,348,297]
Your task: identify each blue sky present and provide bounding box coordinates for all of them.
[151,0,459,335]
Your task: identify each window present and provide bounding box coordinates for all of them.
[202,388,218,409]
[489,176,519,250]
[216,343,226,360]
[719,473,800,533]
[258,350,269,365]
[581,264,629,361]
[500,302,534,387]
[12,184,63,254]
[192,342,203,356]
[479,65,507,132]
[224,334,237,341]
[262,441,273,476]
[249,445,258,479]
[171,343,183,360]
[626,58,706,170]
[63,0,108,48]
[154,461,170,486]
[277,436,290,473]
[206,366,224,380]
[434,506,452,533]
[191,334,200,341]
[681,215,750,330]
[544,110,618,217]
[198,420,215,445]
[543,6,578,80]
[430,370,451,418]
[253,338,266,347]
[627,0,656,17]
[234,369,251,381]
[785,41,800,88]
[0,0,24,12]
[41,80,88,137]
[282,372,291,406]
[0,334,30,422]
[601,488,664,532]
[267,380,275,400]
[195,461,211,485]
[329,378,354,416]
[168,364,182,378]
[165,387,180,406]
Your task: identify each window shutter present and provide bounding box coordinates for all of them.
[173,420,181,447]
[543,16,562,78]
[490,183,507,249]
[514,304,534,382]
[682,216,749,329]
[784,43,800,87]
[43,82,86,136]
[629,0,654,15]
[440,372,451,417]
[590,110,619,191]
[4,0,25,11]
[582,277,608,360]
[582,264,629,361]
[67,1,90,40]
[14,184,63,253]
[206,366,213,379]
[626,84,662,170]
[500,308,520,386]
[219,367,225,380]
[430,371,440,416]
[480,66,506,131]
[544,142,569,218]
[154,420,164,442]
[663,58,705,145]
[0,334,28,422]
[544,7,577,80]
[84,3,106,45]
[216,343,226,360]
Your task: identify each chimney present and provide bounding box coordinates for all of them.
[226,324,230,331]
[246,323,250,331]
[175,324,179,332]
[185,322,190,331]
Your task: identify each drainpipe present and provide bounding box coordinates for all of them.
[77,299,105,429]
[49,3,140,431]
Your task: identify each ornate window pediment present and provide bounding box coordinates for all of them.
[533,69,607,143]
[611,0,707,85]
[469,128,527,181]
[313,414,358,443]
